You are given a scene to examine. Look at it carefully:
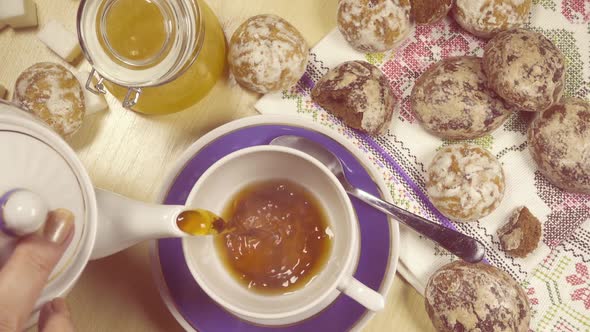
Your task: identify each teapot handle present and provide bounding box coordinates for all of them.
[91,188,187,260]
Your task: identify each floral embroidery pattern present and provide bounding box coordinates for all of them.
[567,263,590,309]
[380,19,485,123]
[562,0,590,23]
[535,172,590,248]
[528,287,541,306]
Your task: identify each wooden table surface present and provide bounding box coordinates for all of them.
[0,0,434,331]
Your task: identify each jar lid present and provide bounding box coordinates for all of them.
[0,102,95,315]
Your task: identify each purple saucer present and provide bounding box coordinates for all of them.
[156,124,391,331]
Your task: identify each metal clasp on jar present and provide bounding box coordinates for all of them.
[85,69,143,109]
[86,68,107,95]
[122,87,142,109]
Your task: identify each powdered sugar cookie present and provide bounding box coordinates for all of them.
[453,0,532,38]
[426,144,505,222]
[13,62,85,137]
[228,14,308,94]
[337,0,412,53]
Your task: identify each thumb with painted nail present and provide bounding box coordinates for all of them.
[0,208,76,331]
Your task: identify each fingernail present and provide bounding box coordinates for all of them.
[51,298,70,317]
[41,300,55,316]
[43,209,74,244]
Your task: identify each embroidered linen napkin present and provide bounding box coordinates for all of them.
[255,2,590,330]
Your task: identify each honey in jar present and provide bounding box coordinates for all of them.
[77,0,226,114]
[215,179,333,295]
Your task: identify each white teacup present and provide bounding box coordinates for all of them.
[182,145,385,326]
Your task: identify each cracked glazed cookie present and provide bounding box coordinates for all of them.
[228,15,308,94]
[528,99,590,194]
[483,29,565,112]
[410,0,453,25]
[411,56,513,140]
[453,0,532,38]
[311,61,397,135]
[13,62,85,137]
[425,261,530,332]
[337,0,411,53]
[426,144,505,222]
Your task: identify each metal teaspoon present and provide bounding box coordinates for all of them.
[270,135,485,263]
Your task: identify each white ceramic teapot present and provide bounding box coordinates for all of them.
[0,100,199,320]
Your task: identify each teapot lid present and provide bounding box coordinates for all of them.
[0,101,96,317]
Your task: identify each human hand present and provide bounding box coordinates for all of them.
[0,209,76,332]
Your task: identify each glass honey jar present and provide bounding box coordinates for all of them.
[77,0,226,114]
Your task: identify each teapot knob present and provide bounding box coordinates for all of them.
[0,189,48,237]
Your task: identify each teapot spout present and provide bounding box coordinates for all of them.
[91,188,186,260]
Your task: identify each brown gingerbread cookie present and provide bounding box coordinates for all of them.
[425,261,530,332]
[411,56,513,140]
[311,61,397,135]
[410,0,453,25]
[497,206,542,258]
[483,29,565,112]
[528,98,590,194]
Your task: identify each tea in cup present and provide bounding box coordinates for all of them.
[215,178,332,295]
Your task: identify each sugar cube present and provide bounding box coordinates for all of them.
[74,71,108,115]
[0,0,38,29]
[37,20,82,63]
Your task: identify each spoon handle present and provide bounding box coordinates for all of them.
[347,187,485,263]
